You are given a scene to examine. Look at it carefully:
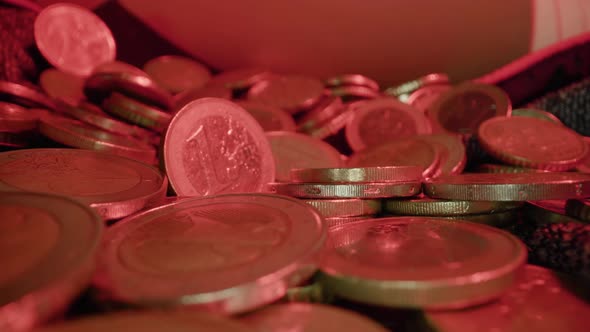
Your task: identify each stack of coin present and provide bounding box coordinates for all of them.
[269,166,422,227]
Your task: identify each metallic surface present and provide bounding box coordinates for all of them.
[384,197,522,216]
[143,55,211,94]
[290,166,422,183]
[248,75,324,114]
[269,181,420,199]
[236,101,296,132]
[303,198,381,218]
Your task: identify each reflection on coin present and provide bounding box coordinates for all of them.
[34,4,116,76]
[162,98,275,196]
[425,173,590,201]
[39,114,157,164]
[478,116,587,171]
[424,265,590,332]
[143,55,211,94]
[302,199,381,217]
[0,102,39,133]
[32,311,255,332]
[39,69,85,106]
[248,75,324,114]
[384,197,522,216]
[236,101,296,132]
[347,138,439,178]
[428,82,511,135]
[0,192,102,331]
[325,74,380,91]
[290,166,422,183]
[94,194,326,314]
[266,131,342,182]
[269,182,420,199]
[0,149,167,220]
[318,216,526,309]
[345,98,431,152]
[241,303,388,332]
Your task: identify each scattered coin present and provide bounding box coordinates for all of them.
[0,81,56,110]
[0,101,39,133]
[324,74,380,91]
[248,75,324,114]
[406,84,451,113]
[268,182,420,199]
[236,100,296,132]
[384,196,522,216]
[208,67,273,90]
[302,198,381,217]
[39,68,86,106]
[296,96,344,133]
[143,55,211,94]
[290,166,422,183]
[512,108,563,124]
[384,73,450,100]
[102,92,171,132]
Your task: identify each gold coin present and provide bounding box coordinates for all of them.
[565,199,590,223]
[384,197,522,216]
[425,173,590,201]
[438,210,520,228]
[268,182,420,199]
[303,199,381,218]
[290,166,422,183]
[522,201,581,225]
[318,216,526,309]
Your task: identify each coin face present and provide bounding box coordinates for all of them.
[163,98,275,196]
[345,98,432,152]
[266,131,342,182]
[0,149,167,219]
[319,216,526,309]
[236,101,296,132]
[0,192,102,331]
[32,311,256,332]
[424,265,590,332]
[428,83,511,135]
[34,4,116,76]
[248,75,324,113]
[478,116,587,171]
[241,303,388,332]
[143,55,211,94]
[95,194,326,313]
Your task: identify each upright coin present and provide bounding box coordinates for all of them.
[248,75,324,114]
[424,265,590,332]
[94,194,326,314]
[34,4,116,76]
[241,303,388,332]
[143,55,211,94]
[31,311,256,332]
[236,101,296,132]
[0,192,102,332]
[424,173,590,201]
[266,131,342,182]
[428,82,511,135]
[345,98,431,152]
[478,116,587,171]
[162,98,275,196]
[318,216,526,309]
[0,149,167,220]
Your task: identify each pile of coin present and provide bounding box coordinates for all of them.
[1,2,590,332]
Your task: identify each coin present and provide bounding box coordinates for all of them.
[439,210,520,228]
[94,193,326,313]
[39,68,85,106]
[475,163,549,174]
[143,55,211,94]
[328,86,381,99]
[290,166,422,183]
[424,173,590,201]
[0,131,37,149]
[415,133,466,176]
[39,114,157,164]
[423,265,590,332]
[318,216,526,309]
[32,311,256,332]
[172,83,233,110]
[0,101,39,133]
[0,149,167,220]
[57,100,153,138]
[85,69,172,110]
[241,303,388,332]
[162,98,275,196]
[345,97,432,152]
[575,137,590,173]
[34,3,116,76]
[302,198,381,217]
[384,73,450,100]
[266,131,342,182]
[478,116,587,171]
[406,84,451,113]
[512,108,563,124]
[325,215,375,228]
[236,101,296,132]
[0,191,102,331]
[268,182,420,199]
[324,74,380,91]
[384,197,522,216]
[307,108,354,140]
[522,201,581,225]
[248,75,324,114]
[0,81,56,110]
[208,67,273,90]
[347,137,440,178]
[102,92,171,132]
[296,96,344,133]
[428,82,511,135]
